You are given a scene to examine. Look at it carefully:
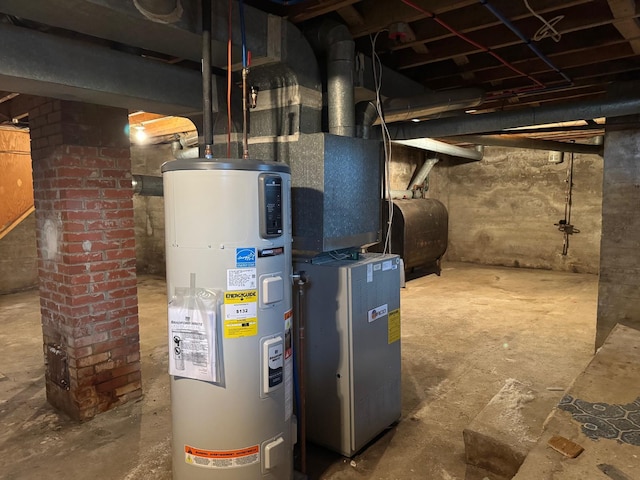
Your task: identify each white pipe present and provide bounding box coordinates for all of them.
[411,157,439,190]
[387,189,416,199]
[393,138,483,161]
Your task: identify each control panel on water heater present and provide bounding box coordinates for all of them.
[259,174,283,238]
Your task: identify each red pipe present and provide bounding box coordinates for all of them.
[400,0,545,89]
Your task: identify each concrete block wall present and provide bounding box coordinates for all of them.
[596,116,640,347]
[0,212,37,292]
[29,99,141,420]
[131,144,171,275]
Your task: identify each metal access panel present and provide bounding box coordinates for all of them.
[296,253,402,457]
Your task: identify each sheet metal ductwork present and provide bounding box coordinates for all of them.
[132,175,164,196]
[387,87,640,139]
[380,88,485,124]
[306,20,356,137]
[133,0,183,23]
[356,88,484,139]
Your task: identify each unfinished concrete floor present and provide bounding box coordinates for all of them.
[0,262,597,480]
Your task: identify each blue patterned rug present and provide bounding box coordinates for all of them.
[558,395,640,446]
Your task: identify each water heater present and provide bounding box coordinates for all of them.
[162,158,294,480]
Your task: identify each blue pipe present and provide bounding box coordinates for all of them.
[238,0,247,68]
[479,0,572,85]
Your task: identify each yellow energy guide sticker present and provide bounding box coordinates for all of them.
[224,290,258,338]
[388,309,401,344]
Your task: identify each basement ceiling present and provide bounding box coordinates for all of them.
[260,0,640,113]
[1,0,639,143]
[251,0,640,142]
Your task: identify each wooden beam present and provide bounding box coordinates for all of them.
[390,6,636,71]
[0,94,41,122]
[346,0,478,39]
[337,5,364,27]
[130,116,196,138]
[374,0,593,53]
[421,38,635,90]
[380,0,613,56]
[608,0,640,53]
[288,0,361,23]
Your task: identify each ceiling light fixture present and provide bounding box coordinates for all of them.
[134,125,147,144]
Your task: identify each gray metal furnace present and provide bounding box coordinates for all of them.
[295,253,402,457]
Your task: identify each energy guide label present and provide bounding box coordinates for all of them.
[184,445,260,469]
[223,290,258,338]
[225,302,257,320]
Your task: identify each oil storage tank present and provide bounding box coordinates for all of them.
[162,158,294,480]
[380,198,448,274]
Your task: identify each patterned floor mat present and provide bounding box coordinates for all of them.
[558,395,640,446]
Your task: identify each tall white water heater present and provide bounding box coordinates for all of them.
[162,158,294,480]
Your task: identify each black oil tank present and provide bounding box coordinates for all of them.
[376,198,448,275]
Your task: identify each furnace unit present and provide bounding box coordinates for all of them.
[163,158,294,480]
[295,253,402,457]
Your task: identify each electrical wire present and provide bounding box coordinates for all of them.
[524,0,563,43]
[400,0,545,89]
[479,0,572,85]
[370,31,395,255]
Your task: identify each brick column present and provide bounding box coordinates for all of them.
[596,114,640,348]
[29,99,141,421]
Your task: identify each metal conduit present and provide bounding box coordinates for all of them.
[387,92,640,139]
[479,0,572,85]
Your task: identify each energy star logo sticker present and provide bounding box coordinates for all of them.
[236,248,256,268]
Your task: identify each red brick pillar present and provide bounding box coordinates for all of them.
[29,99,141,421]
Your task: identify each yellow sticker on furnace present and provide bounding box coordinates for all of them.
[388,309,401,344]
